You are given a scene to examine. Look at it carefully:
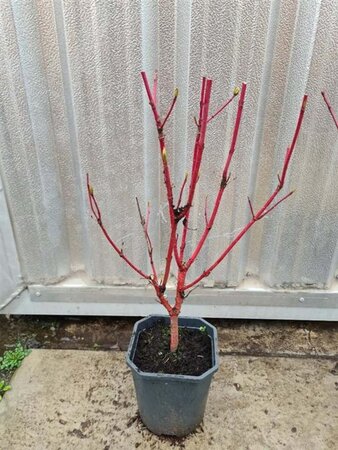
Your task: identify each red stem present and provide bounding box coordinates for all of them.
[190,78,207,196]
[145,202,150,232]
[153,70,158,107]
[258,190,295,219]
[136,197,158,282]
[169,314,179,352]
[86,174,150,281]
[177,172,188,208]
[141,71,179,288]
[185,83,247,269]
[184,93,307,290]
[183,192,279,290]
[162,89,178,129]
[321,91,338,130]
[87,176,173,315]
[179,79,205,260]
[180,78,213,260]
[279,95,307,186]
[204,195,209,225]
[247,196,255,219]
[207,91,237,124]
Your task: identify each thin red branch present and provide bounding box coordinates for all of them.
[141,72,176,221]
[136,197,158,282]
[184,93,307,289]
[184,193,277,290]
[247,196,255,219]
[321,91,338,130]
[86,173,101,221]
[221,83,247,184]
[192,79,213,186]
[190,78,206,204]
[177,172,188,208]
[207,87,239,124]
[258,190,295,220]
[161,88,178,129]
[141,71,162,128]
[279,95,308,187]
[153,284,173,314]
[173,234,183,272]
[162,231,179,286]
[152,70,158,107]
[180,78,212,260]
[179,79,206,259]
[86,174,150,281]
[141,71,179,288]
[185,83,247,269]
[204,195,209,226]
[145,201,150,232]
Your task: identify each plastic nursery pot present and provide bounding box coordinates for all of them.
[126,315,218,437]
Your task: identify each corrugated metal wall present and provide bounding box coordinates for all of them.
[0,173,21,302]
[0,0,337,300]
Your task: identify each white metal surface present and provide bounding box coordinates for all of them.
[0,1,337,315]
[0,175,21,303]
[1,283,337,321]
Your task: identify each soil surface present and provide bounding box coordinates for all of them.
[0,315,338,359]
[133,320,212,375]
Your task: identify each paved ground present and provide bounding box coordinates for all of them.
[0,348,337,450]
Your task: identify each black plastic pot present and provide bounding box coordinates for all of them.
[126,315,218,437]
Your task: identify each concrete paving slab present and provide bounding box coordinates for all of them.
[0,350,337,450]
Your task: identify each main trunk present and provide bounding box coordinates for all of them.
[170,314,179,352]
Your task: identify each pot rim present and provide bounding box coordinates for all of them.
[126,314,219,382]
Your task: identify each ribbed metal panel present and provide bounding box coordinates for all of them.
[0,0,337,292]
[0,174,21,302]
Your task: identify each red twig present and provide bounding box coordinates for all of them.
[153,70,158,107]
[162,88,179,129]
[258,190,295,220]
[141,71,162,128]
[145,201,150,232]
[221,83,247,185]
[177,172,188,209]
[86,174,150,281]
[247,196,254,219]
[184,94,307,290]
[136,197,158,282]
[321,91,338,130]
[204,195,209,226]
[207,87,240,124]
[279,95,307,187]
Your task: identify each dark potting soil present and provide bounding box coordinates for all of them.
[133,320,212,376]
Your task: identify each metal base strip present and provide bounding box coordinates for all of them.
[0,285,337,320]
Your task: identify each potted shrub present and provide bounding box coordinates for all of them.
[87,71,307,436]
